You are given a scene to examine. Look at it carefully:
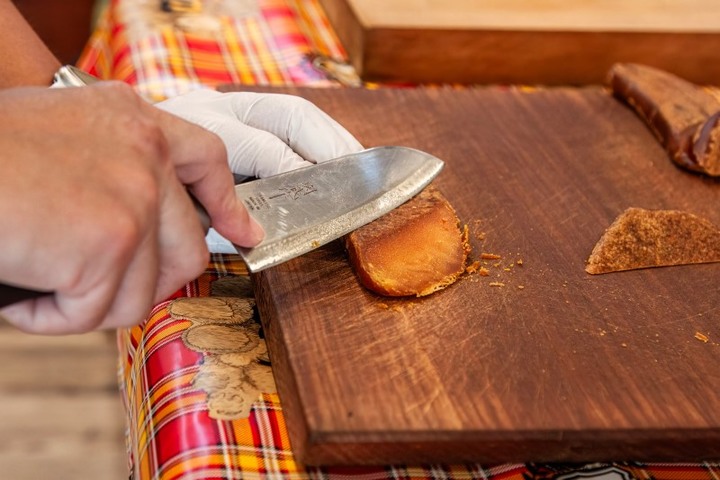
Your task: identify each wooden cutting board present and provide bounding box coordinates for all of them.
[318,0,720,85]
[220,84,720,465]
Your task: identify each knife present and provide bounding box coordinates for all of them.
[0,146,443,308]
[234,145,443,272]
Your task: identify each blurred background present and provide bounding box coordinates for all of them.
[0,320,127,478]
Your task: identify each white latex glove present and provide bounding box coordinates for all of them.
[156,89,363,180]
[156,89,364,253]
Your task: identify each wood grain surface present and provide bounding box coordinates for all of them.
[0,323,127,479]
[220,84,720,465]
[318,0,720,86]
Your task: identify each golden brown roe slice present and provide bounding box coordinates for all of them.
[346,186,469,296]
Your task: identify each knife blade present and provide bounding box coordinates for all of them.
[0,146,443,307]
[234,145,444,272]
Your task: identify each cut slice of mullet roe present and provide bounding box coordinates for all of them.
[345,185,470,297]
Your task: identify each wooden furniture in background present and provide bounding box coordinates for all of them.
[13,0,96,64]
[221,84,720,465]
[318,0,720,86]
[0,323,126,478]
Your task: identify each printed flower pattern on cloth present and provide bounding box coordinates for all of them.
[170,295,276,420]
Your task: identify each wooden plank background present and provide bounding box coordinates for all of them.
[222,84,720,465]
[318,0,720,85]
[0,321,127,479]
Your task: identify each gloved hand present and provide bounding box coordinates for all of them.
[156,89,364,181]
[156,89,364,253]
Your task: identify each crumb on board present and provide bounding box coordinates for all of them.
[470,220,486,240]
[460,229,526,287]
[465,260,482,274]
[376,302,405,312]
[311,240,320,248]
[465,260,493,277]
[695,332,710,343]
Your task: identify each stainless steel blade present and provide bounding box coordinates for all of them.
[234,146,444,272]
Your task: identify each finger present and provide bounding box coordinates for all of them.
[228,93,364,162]
[150,175,210,304]
[1,279,119,335]
[150,105,265,248]
[2,216,158,334]
[96,219,161,330]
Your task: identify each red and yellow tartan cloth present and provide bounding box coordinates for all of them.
[76,1,719,479]
[77,0,345,101]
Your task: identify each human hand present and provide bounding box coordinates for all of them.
[157,89,363,253]
[156,89,364,181]
[0,82,262,334]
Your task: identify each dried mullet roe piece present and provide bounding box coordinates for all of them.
[607,63,720,177]
[346,186,469,297]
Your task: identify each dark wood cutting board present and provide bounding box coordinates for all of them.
[220,85,720,465]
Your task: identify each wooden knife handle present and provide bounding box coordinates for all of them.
[0,284,47,308]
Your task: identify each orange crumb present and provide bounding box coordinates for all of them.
[465,260,482,274]
[695,332,710,343]
[478,267,490,276]
[471,220,486,240]
[481,253,502,260]
[489,282,505,287]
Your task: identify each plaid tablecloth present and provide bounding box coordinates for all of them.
[78,0,349,101]
[77,1,719,479]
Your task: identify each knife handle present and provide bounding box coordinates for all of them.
[0,196,211,309]
[0,284,47,308]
